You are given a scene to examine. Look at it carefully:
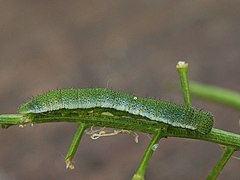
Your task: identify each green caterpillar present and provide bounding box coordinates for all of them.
[19,88,214,134]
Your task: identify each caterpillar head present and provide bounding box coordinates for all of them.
[196,111,214,134]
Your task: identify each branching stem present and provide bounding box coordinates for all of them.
[190,82,240,110]
[207,147,235,180]
[176,61,192,107]
[65,123,86,170]
[132,131,163,180]
[176,60,237,179]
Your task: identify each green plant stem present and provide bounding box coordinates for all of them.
[132,131,163,180]
[176,61,192,107]
[190,82,240,110]
[1,112,240,149]
[176,62,237,178]
[207,147,235,180]
[0,114,23,125]
[65,123,86,170]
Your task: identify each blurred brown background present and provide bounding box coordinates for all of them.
[0,1,239,180]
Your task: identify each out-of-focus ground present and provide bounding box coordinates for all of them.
[0,1,239,180]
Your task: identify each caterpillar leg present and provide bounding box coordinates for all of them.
[132,131,163,180]
[65,123,86,170]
